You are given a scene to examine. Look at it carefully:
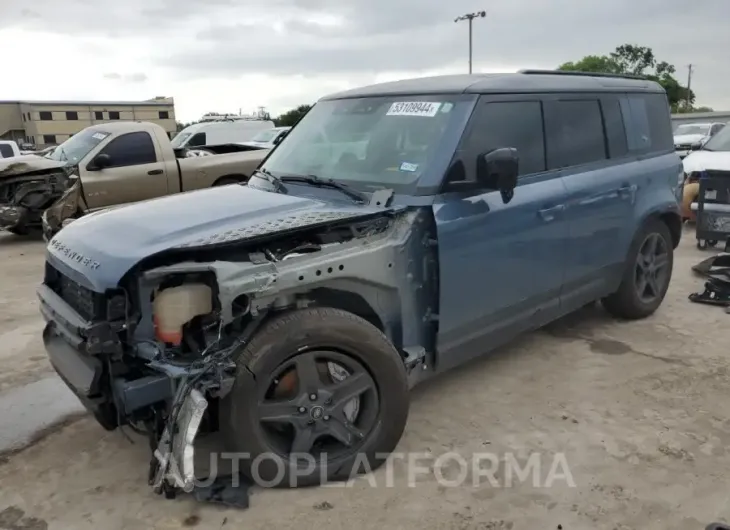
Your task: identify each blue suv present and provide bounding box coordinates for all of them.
[38,70,682,496]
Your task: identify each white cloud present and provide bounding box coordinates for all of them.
[1,0,728,123]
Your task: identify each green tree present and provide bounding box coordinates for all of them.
[274,104,313,127]
[674,105,714,114]
[557,44,694,109]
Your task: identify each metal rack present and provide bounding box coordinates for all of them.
[691,170,730,249]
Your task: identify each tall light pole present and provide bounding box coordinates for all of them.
[454,10,486,74]
[685,64,694,110]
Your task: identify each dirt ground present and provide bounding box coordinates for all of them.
[0,227,729,530]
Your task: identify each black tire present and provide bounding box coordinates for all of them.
[602,218,674,320]
[213,176,241,187]
[220,307,409,488]
[6,224,29,236]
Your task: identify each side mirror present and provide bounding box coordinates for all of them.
[476,148,519,202]
[273,131,289,146]
[89,153,111,170]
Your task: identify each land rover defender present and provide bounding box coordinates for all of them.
[38,71,682,498]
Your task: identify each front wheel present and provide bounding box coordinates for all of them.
[602,219,674,320]
[220,307,410,488]
[6,224,29,236]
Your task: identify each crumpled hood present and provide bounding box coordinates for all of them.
[0,154,67,178]
[683,150,730,174]
[674,133,707,146]
[47,184,385,291]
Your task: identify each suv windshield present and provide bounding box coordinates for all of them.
[702,125,730,152]
[260,96,471,193]
[46,128,111,164]
[674,124,710,136]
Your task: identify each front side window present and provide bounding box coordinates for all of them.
[170,132,191,148]
[188,132,207,147]
[99,132,157,167]
[261,96,472,192]
[463,100,546,176]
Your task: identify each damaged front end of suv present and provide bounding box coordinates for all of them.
[0,155,77,235]
[39,184,438,501]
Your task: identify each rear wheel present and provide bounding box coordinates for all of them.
[221,307,409,488]
[602,219,673,320]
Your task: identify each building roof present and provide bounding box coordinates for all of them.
[321,71,665,101]
[0,98,174,107]
[671,111,730,120]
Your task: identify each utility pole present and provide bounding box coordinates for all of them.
[685,64,693,110]
[454,11,486,74]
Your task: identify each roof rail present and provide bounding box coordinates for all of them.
[518,69,646,80]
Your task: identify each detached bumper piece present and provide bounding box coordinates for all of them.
[150,387,208,495]
[689,253,730,313]
[148,381,252,508]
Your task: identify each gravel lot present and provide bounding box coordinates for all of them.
[0,227,729,530]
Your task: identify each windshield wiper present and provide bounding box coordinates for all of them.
[279,175,367,204]
[252,168,285,192]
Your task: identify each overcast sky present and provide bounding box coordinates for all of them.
[1,0,728,123]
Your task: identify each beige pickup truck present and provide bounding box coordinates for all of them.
[0,121,270,237]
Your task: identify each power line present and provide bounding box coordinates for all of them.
[454,11,487,74]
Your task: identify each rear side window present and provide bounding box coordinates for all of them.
[188,132,207,147]
[545,99,607,168]
[100,132,157,167]
[464,100,546,176]
[0,144,14,158]
[620,93,673,154]
[601,98,628,159]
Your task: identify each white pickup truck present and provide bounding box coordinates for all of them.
[0,140,21,159]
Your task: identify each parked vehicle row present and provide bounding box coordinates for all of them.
[35,70,683,499]
[0,121,271,237]
[673,122,727,158]
[680,123,730,222]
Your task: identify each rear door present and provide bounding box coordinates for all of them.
[547,94,635,310]
[434,96,570,370]
[81,131,170,209]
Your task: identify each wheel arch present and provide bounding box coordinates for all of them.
[213,174,248,186]
[637,205,682,249]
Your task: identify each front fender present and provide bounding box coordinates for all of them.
[42,179,84,238]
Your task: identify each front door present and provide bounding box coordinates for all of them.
[81,131,169,210]
[434,97,570,371]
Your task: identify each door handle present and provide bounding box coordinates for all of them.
[148,169,163,175]
[538,204,565,222]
